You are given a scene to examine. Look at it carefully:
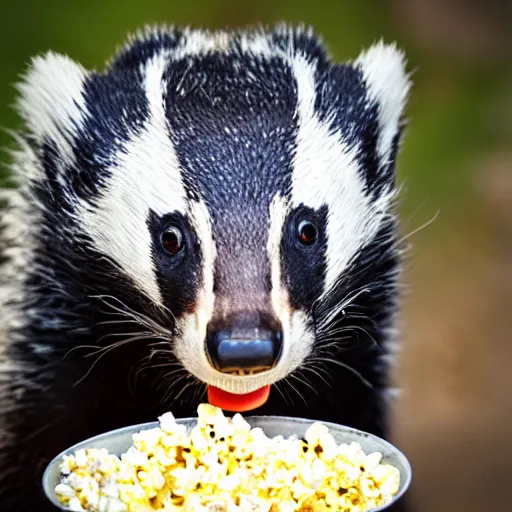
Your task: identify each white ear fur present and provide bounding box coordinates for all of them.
[16,52,89,164]
[355,41,411,167]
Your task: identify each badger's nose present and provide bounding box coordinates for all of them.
[206,312,283,374]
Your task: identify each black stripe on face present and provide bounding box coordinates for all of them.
[163,53,297,202]
[281,205,328,311]
[162,52,298,313]
[147,209,201,316]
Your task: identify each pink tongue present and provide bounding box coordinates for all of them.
[207,385,271,412]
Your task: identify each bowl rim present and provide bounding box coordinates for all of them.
[43,415,412,511]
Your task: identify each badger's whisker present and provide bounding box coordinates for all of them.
[73,333,157,386]
[63,331,152,359]
[95,318,141,327]
[143,364,185,376]
[178,382,199,406]
[320,322,374,337]
[84,334,154,358]
[157,366,189,385]
[315,285,372,323]
[135,351,180,377]
[287,371,320,397]
[299,363,333,389]
[172,378,197,404]
[314,334,354,348]
[279,380,297,407]
[127,360,146,401]
[310,356,373,389]
[95,330,153,344]
[397,208,439,246]
[273,381,292,408]
[317,323,380,349]
[62,345,102,358]
[147,348,174,362]
[91,294,173,339]
[160,372,191,405]
[190,382,206,405]
[147,340,173,349]
[94,293,177,325]
[281,377,308,406]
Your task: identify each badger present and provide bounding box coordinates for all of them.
[0,24,411,511]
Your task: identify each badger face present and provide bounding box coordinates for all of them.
[14,27,410,407]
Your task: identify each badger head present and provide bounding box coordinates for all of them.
[12,26,410,412]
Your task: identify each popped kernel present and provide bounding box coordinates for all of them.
[55,405,400,511]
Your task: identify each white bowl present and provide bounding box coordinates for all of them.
[43,416,412,511]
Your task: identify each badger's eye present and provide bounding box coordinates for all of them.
[297,220,318,245]
[161,226,184,254]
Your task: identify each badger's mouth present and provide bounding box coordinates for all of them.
[202,314,283,411]
[207,385,272,412]
[174,309,314,412]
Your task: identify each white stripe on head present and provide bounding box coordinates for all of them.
[79,52,187,305]
[267,195,290,319]
[239,32,275,57]
[173,198,217,387]
[157,28,279,61]
[16,52,89,172]
[189,200,217,326]
[173,29,231,59]
[290,54,397,296]
[355,42,411,168]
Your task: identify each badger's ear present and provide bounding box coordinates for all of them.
[16,52,89,162]
[354,41,411,175]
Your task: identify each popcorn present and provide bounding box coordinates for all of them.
[61,455,76,476]
[55,483,76,499]
[68,497,86,511]
[132,428,162,454]
[158,411,176,433]
[74,449,88,468]
[55,405,400,511]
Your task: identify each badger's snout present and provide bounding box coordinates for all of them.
[206,311,283,375]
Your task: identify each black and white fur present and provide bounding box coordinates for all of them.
[0,25,411,511]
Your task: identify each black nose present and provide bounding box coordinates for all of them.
[206,312,283,373]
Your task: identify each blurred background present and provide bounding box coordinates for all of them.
[0,0,511,510]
